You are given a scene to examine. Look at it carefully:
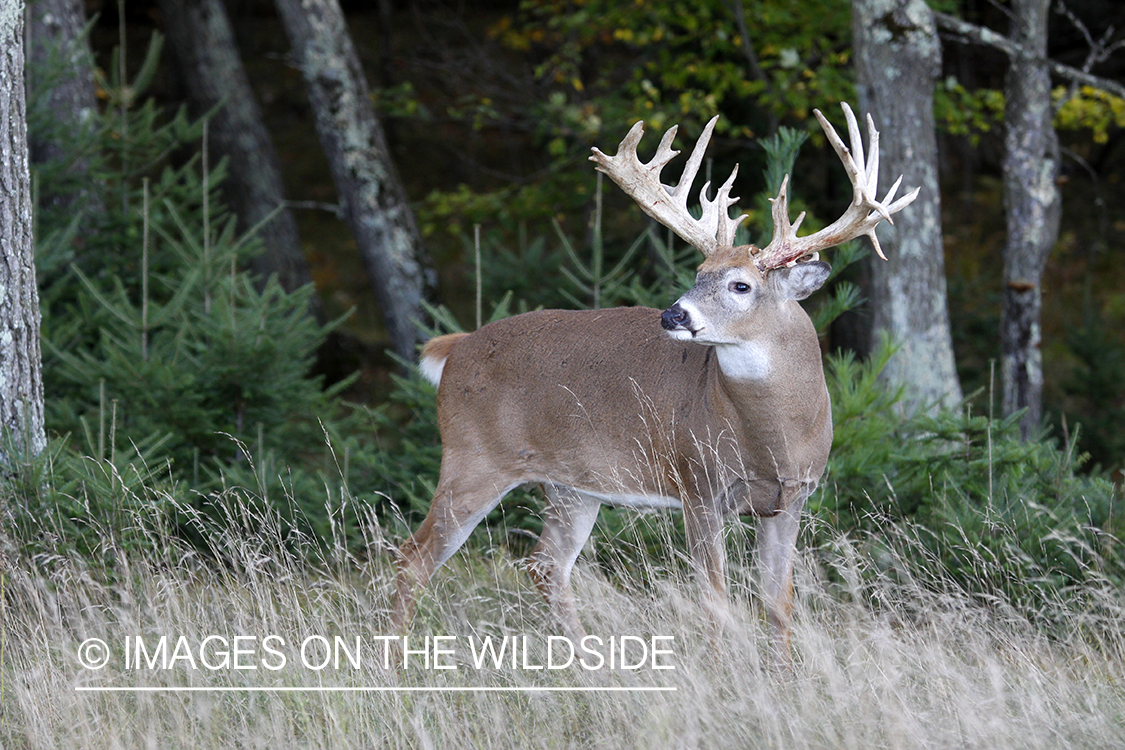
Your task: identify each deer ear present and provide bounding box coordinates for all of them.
[769,260,831,300]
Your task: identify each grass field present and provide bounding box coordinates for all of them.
[1,489,1123,749]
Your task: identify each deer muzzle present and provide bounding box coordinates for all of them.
[661,303,691,332]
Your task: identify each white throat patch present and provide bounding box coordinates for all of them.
[715,342,771,381]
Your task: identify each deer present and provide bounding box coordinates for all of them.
[391,103,918,663]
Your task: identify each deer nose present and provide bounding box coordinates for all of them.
[661,303,691,331]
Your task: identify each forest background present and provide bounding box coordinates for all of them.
[7,0,1125,630]
[65,0,1124,452]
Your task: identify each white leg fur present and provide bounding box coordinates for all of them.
[757,493,806,666]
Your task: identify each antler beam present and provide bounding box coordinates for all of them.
[753,103,920,271]
[591,104,919,270]
[590,116,746,257]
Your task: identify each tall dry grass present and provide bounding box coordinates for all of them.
[1,486,1123,750]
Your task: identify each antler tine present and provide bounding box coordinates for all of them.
[670,116,716,208]
[844,104,867,193]
[652,124,681,172]
[751,174,806,264]
[822,105,890,225]
[865,113,881,206]
[753,103,920,271]
[590,115,744,256]
[702,164,748,247]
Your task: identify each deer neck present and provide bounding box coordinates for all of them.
[704,303,827,462]
[714,302,819,385]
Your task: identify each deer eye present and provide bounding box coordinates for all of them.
[729,281,752,294]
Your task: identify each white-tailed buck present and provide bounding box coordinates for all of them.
[392,103,918,661]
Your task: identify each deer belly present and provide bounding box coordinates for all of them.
[578,489,683,510]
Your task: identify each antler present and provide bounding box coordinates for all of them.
[590,115,746,257]
[753,102,920,271]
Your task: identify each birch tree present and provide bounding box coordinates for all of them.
[158,0,318,308]
[273,0,436,359]
[0,0,47,460]
[26,0,102,220]
[932,7,1122,440]
[852,0,963,413]
[1000,0,1062,440]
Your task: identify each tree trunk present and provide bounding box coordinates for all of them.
[1000,0,1061,440]
[851,0,963,413]
[157,0,319,309]
[273,0,436,360]
[0,1,47,460]
[25,0,103,220]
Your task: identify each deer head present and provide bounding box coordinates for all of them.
[593,102,917,402]
[392,104,918,667]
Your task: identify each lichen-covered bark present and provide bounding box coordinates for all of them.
[852,0,963,413]
[26,0,103,219]
[273,0,436,359]
[1001,0,1061,440]
[0,1,47,460]
[159,0,318,309]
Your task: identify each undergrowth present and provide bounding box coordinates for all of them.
[1,481,1122,749]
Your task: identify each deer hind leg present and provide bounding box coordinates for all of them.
[526,485,601,641]
[391,473,512,632]
[757,490,807,668]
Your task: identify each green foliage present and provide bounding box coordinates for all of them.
[1,435,177,560]
[473,229,564,311]
[933,77,1005,144]
[752,125,809,246]
[1060,318,1125,471]
[556,219,644,310]
[758,126,807,198]
[494,0,854,134]
[419,0,858,236]
[931,81,1125,146]
[816,336,1123,610]
[554,175,649,310]
[1053,85,1125,144]
[24,32,378,551]
[616,230,699,310]
[420,181,569,238]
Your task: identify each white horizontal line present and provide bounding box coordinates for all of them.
[75,685,677,693]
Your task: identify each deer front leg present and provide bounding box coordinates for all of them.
[757,489,807,668]
[526,485,602,642]
[683,500,733,631]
